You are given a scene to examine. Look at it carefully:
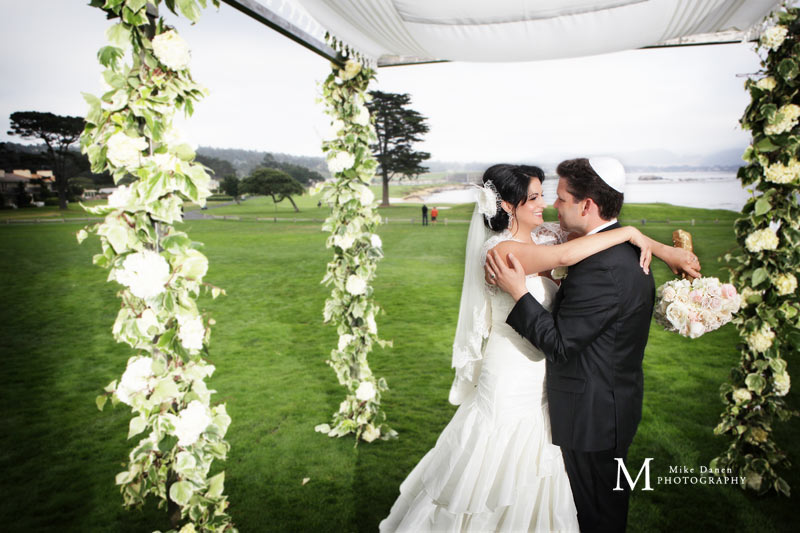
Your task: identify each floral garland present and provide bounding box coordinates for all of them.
[712,5,800,497]
[313,58,397,444]
[78,1,235,531]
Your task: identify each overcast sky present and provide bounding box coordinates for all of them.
[2,0,764,164]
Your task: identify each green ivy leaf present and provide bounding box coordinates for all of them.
[755,137,779,152]
[207,472,225,498]
[128,415,147,439]
[752,267,769,287]
[96,394,108,411]
[177,0,202,22]
[745,373,767,394]
[778,58,799,81]
[755,197,772,216]
[98,46,124,68]
[169,480,194,506]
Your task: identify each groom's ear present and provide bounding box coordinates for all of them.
[581,197,596,216]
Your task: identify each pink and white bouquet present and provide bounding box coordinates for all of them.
[654,277,741,338]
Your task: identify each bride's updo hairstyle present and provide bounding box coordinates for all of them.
[482,164,545,231]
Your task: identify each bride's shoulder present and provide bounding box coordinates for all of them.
[480,231,511,259]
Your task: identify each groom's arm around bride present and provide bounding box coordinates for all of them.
[488,157,655,533]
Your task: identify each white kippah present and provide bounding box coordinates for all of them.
[589,157,626,193]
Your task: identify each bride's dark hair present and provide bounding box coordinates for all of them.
[482,164,545,231]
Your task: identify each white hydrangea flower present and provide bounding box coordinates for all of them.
[755,76,777,91]
[765,104,800,135]
[761,25,788,51]
[353,105,371,126]
[774,273,798,295]
[115,250,171,299]
[361,424,380,443]
[745,228,779,253]
[327,151,356,174]
[355,381,376,402]
[117,356,154,406]
[106,131,147,169]
[172,400,211,447]
[338,333,354,351]
[108,184,134,209]
[346,274,367,295]
[732,388,752,404]
[370,234,382,249]
[774,372,791,396]
[340,59,362,81]
[334,234,355,250]
[747,325,776,353]
[177,315,205,352]
[764,158,800,184]
[152,30,191,71]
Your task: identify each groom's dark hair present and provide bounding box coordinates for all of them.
[556,158,623,220]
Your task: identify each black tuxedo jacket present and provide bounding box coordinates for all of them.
[507,222,655,452]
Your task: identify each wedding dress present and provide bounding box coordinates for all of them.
[379,223,580,532]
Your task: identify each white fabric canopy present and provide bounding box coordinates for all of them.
[260,0,782,65]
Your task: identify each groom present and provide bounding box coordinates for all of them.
[487,157,654,532]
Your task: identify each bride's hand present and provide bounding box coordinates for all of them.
[667,247,702,279]
[627,227,652,274]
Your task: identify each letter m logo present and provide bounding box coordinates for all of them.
[614,457,654,491]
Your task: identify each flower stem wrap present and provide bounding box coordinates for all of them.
[79,1,236,531]
[711,5,800,497]
[315,59,396,444]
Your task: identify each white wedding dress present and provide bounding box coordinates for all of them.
[379,228,579,532]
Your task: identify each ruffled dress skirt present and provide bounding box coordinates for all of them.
[379,324,579,532]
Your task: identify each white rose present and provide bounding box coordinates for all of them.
[117,356,154,406]
[370,234,382,249]
[172,400,211,447]
[665,302,690,333]
[745,228,779,253]
[755,76,777,91]
[177,315,205,352]
[355,381,376,402]
[152,30,191,71]
[361,424,380,443]
[688,321,706,339]
[334,234,355,250]
[338,333,354,351]
[108,184,134,209]
[774,372,791,396]
[346,275,367,295]
[366,314,377,334]
[353,105,370,126]
[774,273,798,295]
[115,250,171,299]
[662,286,677,302]
[764,158,800,184]
[761,25,788,51]
[747,326,775,353]
[732,388,752,404]
[106,131,147,169]
[327,151,356,174]
[340,59,362,81]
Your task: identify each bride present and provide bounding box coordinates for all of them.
[379,164,697,532]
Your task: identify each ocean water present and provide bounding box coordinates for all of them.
[409,171,751,212]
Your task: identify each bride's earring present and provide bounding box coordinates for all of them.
[507,211,514,229]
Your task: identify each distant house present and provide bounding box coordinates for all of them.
[1,169,55,206]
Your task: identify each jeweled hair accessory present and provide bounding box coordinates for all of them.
[475,180,501,221]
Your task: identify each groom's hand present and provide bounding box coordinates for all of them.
[486,251,528,302]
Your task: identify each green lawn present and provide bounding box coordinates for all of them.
[0,204,795,532]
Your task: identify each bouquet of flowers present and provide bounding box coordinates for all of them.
[655,277,741,338]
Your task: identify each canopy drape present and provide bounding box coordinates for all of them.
[245,0,782,66]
